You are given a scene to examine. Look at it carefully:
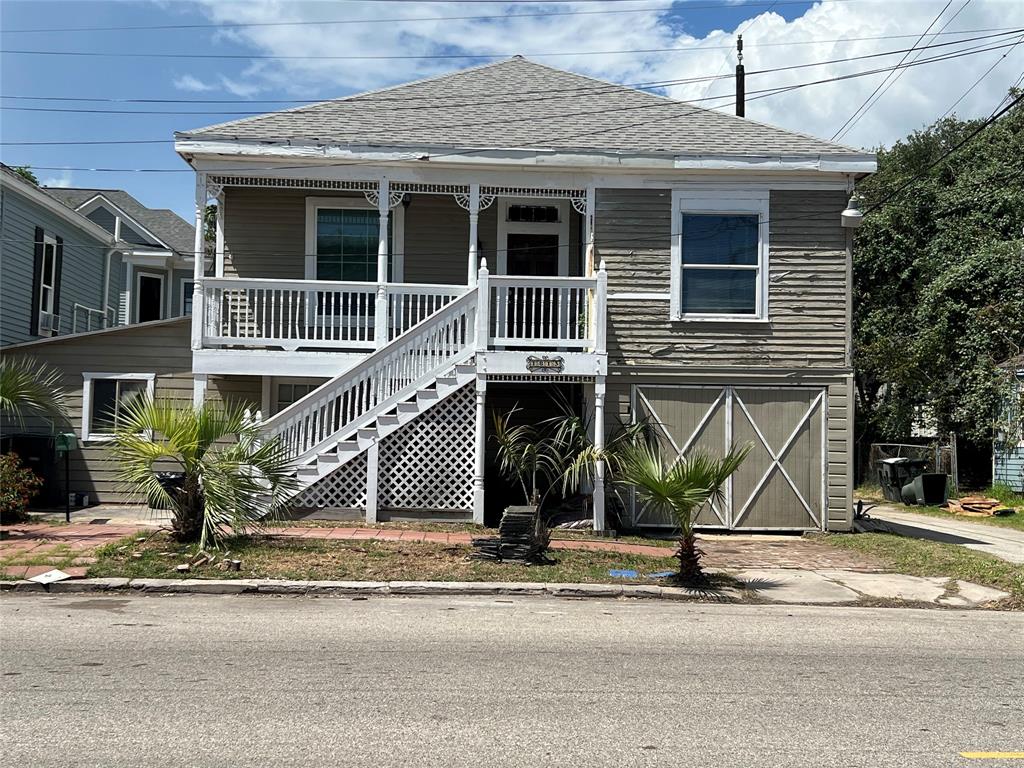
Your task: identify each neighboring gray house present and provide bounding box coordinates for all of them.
[994,355,1024,492]
[44,187,198,325]
[0,165,125,346]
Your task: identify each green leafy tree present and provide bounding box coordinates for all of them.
[11,166,38,185]
[110,398,297,549]
[853,94,1024,469]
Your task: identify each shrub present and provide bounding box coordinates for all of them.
[0,453,43,524]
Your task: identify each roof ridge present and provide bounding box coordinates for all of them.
[177,57,522,138]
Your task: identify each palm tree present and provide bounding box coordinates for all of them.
[491,405,563,506]
[110,397,298,549]
[615,443,750,585]
[0,356,68,425]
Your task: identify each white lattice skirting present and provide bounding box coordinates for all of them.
[296,384,475,513]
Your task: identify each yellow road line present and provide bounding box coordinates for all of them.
[961,753,1024,760]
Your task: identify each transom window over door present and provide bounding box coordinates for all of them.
[670,192,769,321]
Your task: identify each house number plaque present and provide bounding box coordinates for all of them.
[526,355,565,374]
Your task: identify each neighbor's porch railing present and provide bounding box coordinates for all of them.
[72,303,116,334]
[200,278,465,350]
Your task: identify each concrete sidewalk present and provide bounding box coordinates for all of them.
[863,506,1024,564]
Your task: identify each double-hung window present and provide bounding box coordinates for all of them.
[671,192,768,321]
[81,373,155,441]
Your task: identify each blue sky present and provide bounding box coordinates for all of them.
[3,0,1022,221]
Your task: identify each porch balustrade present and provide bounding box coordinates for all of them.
[197,263,607,355]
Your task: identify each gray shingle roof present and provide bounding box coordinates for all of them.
[178,57,863,158]
[44,188,195,254]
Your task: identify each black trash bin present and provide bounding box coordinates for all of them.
[877,457,928,503]
[151,472,185,510]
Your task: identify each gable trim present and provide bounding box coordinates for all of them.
[76,194,173,251]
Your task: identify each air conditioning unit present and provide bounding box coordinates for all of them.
[39,311,59,335]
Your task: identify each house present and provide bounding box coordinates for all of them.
[8,58,876,531]
[43,187,197,325]
[994,355,1024,492]
[0,165,125,345]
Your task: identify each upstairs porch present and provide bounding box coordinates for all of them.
[188,174,607,378]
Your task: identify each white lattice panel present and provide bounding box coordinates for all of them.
[379,384,475,512]
[296,453,368,509]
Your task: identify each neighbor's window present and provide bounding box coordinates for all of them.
[82,373,154,440]
[181,280,195,315]
[679,213,761,317]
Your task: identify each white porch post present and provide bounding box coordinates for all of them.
[366,441,380,524]
[583,186,596,272]
[374,178,390,348]
[215,189,225,278]
[475,259,489,353]
[190,172,206,355]
[467,183,480,285]
[473,376,487,525]
[192,374,208,409]
[594,259,608,355]
[593,377,607,532]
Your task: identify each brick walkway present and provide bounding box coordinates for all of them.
[0,523,882,578]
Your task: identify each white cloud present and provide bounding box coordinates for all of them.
[173,74,217,92]
[41,169,74,188]
[188,0,1024,149]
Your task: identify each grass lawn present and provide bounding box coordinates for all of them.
[87,532,690,586]
[811,531,1023,609]
[855,484,1024,533]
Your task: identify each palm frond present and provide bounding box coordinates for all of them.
[0,356,69,426]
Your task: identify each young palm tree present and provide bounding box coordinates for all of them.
[110,397,298,549]
[0,356,68,425]
[616,443,750,585]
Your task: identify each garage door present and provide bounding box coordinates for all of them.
[632,385,826,531]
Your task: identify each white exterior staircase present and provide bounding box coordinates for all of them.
[259,288,478,497]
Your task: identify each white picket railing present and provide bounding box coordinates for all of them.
[72,303,116,334]
[261,290,477,462]
[201,278,464,350]
[486,275,598,349]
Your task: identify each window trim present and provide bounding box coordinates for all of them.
[271,377,325,416]
[134,271,166,323]
[670,191,770,322]
[180,277,196,316]
[81,372,156,442]
[38,233,58,322]
[496,198,570,276]
[303,196,405,283]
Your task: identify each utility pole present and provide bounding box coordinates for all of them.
[735,35,746,118]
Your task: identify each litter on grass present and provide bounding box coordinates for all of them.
[608,569,639,579]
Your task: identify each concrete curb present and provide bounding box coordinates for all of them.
[0,577,741,601]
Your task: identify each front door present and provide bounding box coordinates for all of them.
[136,274,163,323]
[506,233,559,276]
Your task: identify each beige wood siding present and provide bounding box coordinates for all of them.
[596,188,850,370]
[3,322,265,504]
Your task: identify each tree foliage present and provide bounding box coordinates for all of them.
[853,95,1024,449]
[11,166,38,185]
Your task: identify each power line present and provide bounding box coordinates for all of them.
[940,33,1024,119]
[14,23,1021,61]
[831,0,955,141]
[0,0,848,34]
[2,30,1018,124]
[834,0,974,142]
[3,40,1017,154]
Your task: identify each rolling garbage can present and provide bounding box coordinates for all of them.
[151,471,185,510]
[877,457,928,503]
[901,473,949,506]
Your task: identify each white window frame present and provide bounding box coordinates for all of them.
[670,190,769,322]
[496,198,570,276]
[304,196,404,283]
[270,377,326,416]
[180,278,196,316]
[134,271,166,323]
[38,233,58,321]
[81,372,155,442]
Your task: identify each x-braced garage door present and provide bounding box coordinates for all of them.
[632,385,827,531]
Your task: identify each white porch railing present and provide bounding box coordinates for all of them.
[72,303,116,334]
[486,275,599,349]
[200,278,464,350]
[261,290,477,461]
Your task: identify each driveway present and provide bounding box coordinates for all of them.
[864,506,1024,564]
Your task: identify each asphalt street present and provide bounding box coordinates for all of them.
[1,594,1021,767]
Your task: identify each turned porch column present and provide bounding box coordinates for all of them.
[593,377,607,532]
[374,178,390,348]
[190,172,206,353]
[467,183,480,285]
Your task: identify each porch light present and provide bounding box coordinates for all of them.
[401,193,412,210]
[841,194,864,228]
